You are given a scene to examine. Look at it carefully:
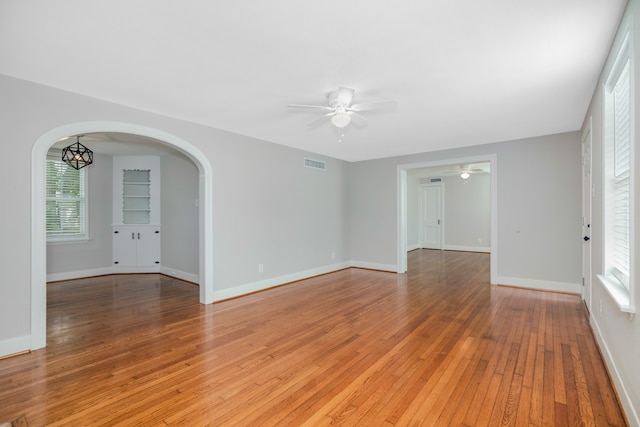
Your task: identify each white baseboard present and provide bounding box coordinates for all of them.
[47,267,115,282]
[350,260,397,272]
[443,245,491,253]
[112,266,161,274]
[212,262,351,302]
[0,335,31,359]
[160,266,199,284]
[590,317,640,427]
[497,276,581,294]
[407,243,420,252]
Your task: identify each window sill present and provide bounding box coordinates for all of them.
[47,237,91,246]
[596,274,635,319]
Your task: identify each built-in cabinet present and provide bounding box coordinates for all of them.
[112,156,161,271]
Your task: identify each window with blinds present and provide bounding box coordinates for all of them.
[605,41,632,289]
[46,158,87,240]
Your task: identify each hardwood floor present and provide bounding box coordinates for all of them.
[0,250,627,426]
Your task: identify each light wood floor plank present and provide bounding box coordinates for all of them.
[0,250,627,426]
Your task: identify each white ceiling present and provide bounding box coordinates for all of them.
[0,1,626,162]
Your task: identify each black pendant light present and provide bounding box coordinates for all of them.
[62,135,93,170]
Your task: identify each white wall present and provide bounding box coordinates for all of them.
[161,153,199,282]
[443,174,490,252]
[0,74,351,354]
[350,132,582,290]
[583,0,640,423]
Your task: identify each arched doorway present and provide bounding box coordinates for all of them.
[31,121,214,350]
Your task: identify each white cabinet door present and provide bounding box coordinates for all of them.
[113,226,160,269]
[136,228,161,267]
[113,228,138,267]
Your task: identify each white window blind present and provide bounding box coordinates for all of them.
[609,58,631,288]
[46,159,87,239]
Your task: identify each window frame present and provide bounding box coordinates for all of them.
[597,25,636,316]
[45,154,90,244]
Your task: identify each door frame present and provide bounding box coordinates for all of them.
[582,117,593,312]
[419,183,444,250]
[397,154,497,284]
[31,121,215,350]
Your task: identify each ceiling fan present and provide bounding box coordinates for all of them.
[288,87,396,129]
[441,164,486,180]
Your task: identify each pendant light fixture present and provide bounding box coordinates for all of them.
[62,135,93,170]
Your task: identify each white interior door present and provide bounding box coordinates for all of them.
[421,185,442,249]
[582,120,593,312]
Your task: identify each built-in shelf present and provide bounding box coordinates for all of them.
[122,170,151,224]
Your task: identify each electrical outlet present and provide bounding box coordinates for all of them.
[258,264,264,273]
[331,252,336,260]
[477,238,482,244]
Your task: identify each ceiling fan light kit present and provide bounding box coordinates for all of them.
[331,112,351,128]
[289,86,396,130]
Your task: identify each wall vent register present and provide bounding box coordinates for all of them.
[304,158,327,171]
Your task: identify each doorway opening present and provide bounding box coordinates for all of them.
[31,122,214,350]
[397,154,498,284]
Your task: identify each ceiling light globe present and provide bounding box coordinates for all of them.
[460,171,470,180]
[331,112,351,128]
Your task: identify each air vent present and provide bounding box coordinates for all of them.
[429,177,442,183]
[304,158,327,171]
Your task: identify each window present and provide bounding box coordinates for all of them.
[606,56,631,289]
[599,28,634,313]
[46,157,88,241]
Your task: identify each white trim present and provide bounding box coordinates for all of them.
[497,276,581,294]
[397,154,498,284]
[590,317,640,427]
[46,237,92,245]
[596,274,635,315]
[47,267,115,283]
[31,121,215,352]
[160,266,200,284]
[351,260,397,272]
[0,335,31,359]
[443,245,491,253]
[406,243,420,252]
[397,169,408,272]
[212,262,351,301]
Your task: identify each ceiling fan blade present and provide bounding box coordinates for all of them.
[348,111,367,126]
[306,113,333,127]
[350,100,397,112]
[289,104,332,111]
[336,87,355,106]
